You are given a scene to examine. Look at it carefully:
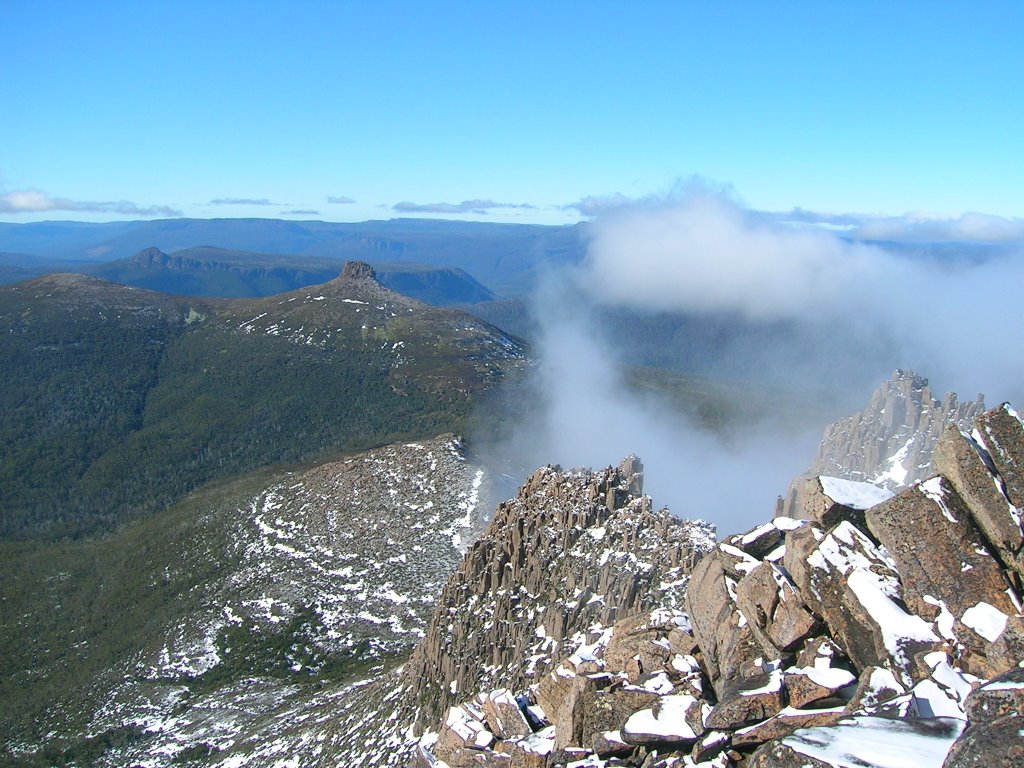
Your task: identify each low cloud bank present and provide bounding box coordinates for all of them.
[486,186,1024,534]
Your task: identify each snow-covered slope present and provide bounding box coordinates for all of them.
[3,435,493,766]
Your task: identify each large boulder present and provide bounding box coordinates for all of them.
[866,476,1017,622]
[735,561,819,658]
[784,520,939,683]
[684,553,762,696]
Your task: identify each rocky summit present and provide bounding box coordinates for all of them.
[418,402,1024,768]
[780,369,986,519]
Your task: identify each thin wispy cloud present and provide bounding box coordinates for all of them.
[283,209,320,215]
[209,197,279,206]
[392,199,535,214]
[0,190,180,217]
[327,195,356,204]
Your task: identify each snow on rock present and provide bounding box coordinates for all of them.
[751,715,966,768]
[819,476,894,510]
[960,601,1009,642]
[623,695,702,742]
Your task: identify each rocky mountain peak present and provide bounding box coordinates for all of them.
[401,456,716,732]
[127,246,171,267]
[420,402,1024,768]
[341,260,378,281]
[780,369,986,518]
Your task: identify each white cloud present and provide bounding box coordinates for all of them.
[392,199,535,214]
[0,189,180,217]
[581,189,891,320]
[852,211,1024,242]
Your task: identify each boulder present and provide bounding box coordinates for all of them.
[730,706,845,749]
[933,425,1024,580]
[604,612,674,679]
[866,475,1017,623]
[785,666,856,709]
[621,693,708,746]
[482,689,532,740]
[842,666,909,718]
[976,405,1024,508]
[794,475,893,530]
[964,665,1024,724]
[690,730,730,762]
[722,521,784,561]
[784,520,939,682]
[684,553,762,696]
[434,704,500,767]
[580,687,661,753]
[942,713,1024,768]
[735,561,819,657]
[534,669,609,750]
[705,661,785,730]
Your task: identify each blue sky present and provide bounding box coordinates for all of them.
[2,1,1022,229]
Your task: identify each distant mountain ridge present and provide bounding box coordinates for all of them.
[780,370,986,518]
[73,245,496,304]
[0,218,586,296]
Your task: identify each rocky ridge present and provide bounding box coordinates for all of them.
[421,403,1024,767]
[780,370,985,519]
[402,458,717,734]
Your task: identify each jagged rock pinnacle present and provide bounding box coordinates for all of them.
[341,260,377,281]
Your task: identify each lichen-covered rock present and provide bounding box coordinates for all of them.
[963,665,1024,724]
[942,713,1024,768]
[866,475,1017,624]
[735,561,819,657]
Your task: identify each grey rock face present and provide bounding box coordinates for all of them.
[781,370,985,517]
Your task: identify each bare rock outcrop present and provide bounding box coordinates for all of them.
[416,401,1024,767]
[402,457,715,732]
[781,370,984,517]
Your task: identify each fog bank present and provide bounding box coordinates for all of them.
[482,187,1024,534]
